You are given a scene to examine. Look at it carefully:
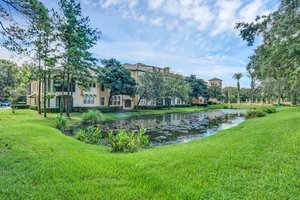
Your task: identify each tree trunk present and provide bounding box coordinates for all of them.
[136,92,145,110]
[37,51,42,114]
[168,98,171,110]
[43,74,47,118]
[66,73,71,119]
[237,92,240,105]
[38,78,42,114]
[277,98,281,106]
[60,78,65,116]
[108,91,113,107]
[71,81,73,112]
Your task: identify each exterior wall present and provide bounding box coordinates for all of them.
[192,97,206,105]
[27,63,187,109]
[27,81,39,106]
[208,80,222,88]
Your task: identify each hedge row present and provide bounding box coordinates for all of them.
[73,106,123,113]
[29,105,123,113]
[135,104,193,110]
[29,105,38,110]
[174,104,192,107]
[11,104,30,109]
[29,105,61,113]
[134,105,168,110]
[26,104,194,113]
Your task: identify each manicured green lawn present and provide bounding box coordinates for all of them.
[1,107,300,199]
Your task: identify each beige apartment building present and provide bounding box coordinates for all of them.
[26,63,185,110]
[208,78,222,88]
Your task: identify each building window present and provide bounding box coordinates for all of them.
[100,97,105,105]
[117,96,120,105]
[113,96,121,106]
[89,83,96,88]
[177,99,181,104]
[101,85,105,91]
[83,95,87,104]
[91,96,94,104]
[172,99,175,105]
[140,98,145,106]
[113,96,116,105]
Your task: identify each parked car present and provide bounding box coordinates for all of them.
[0,100,11,106]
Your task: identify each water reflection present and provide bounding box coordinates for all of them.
[102,109,247,145]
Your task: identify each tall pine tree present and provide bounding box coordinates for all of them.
[56,0,101,118]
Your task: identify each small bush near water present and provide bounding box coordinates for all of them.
[74,127,102,144]
[82,110,103,125]
[106,128,149,153]
[259,106,276,114]
[245,110,266,119]
[56,116,68,132]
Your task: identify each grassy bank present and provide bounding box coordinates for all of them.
[1,107,300,199]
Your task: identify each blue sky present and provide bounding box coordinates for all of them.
[0,0,279,87]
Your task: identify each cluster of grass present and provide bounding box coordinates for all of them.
[1,107,300,199]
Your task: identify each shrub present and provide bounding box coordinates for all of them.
[174,104,192,107]
[106,128,149,153]
[136,128,149,148]
[134,105,168,110]
[29,105,38,110]
[11,104,29,109]
[245,110,266,119]
[222,104,229,109]
[56,116,67,132]
[74,127,102,144]
[42,108,61,113]
[73,106,122,113]
[28,105,61,113]
[260,106,276,114]
[82,110,103,125]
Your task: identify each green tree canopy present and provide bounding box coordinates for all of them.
[1,0,47,53]
[162,73,191,108]
[0,60,31,112]
[232,73,243,104]
[98,58,137,106]
[236,0,300,98]
[55,0,101,117]
[136,71,164,108]
[187,75,208,103]
[208,83,223,101]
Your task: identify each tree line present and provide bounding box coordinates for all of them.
[236,0,300,105]
[0,0,210,117]
[0,0,100,118]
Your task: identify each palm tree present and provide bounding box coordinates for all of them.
[233,73,243,105]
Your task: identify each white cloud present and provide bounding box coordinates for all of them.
[148,0,164,10]
[210,0,242,36]
[239,0,271,23]
[160,0,214,31]
[98,0,273,36]
[149,17,163,26]
[99,0,121,8]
